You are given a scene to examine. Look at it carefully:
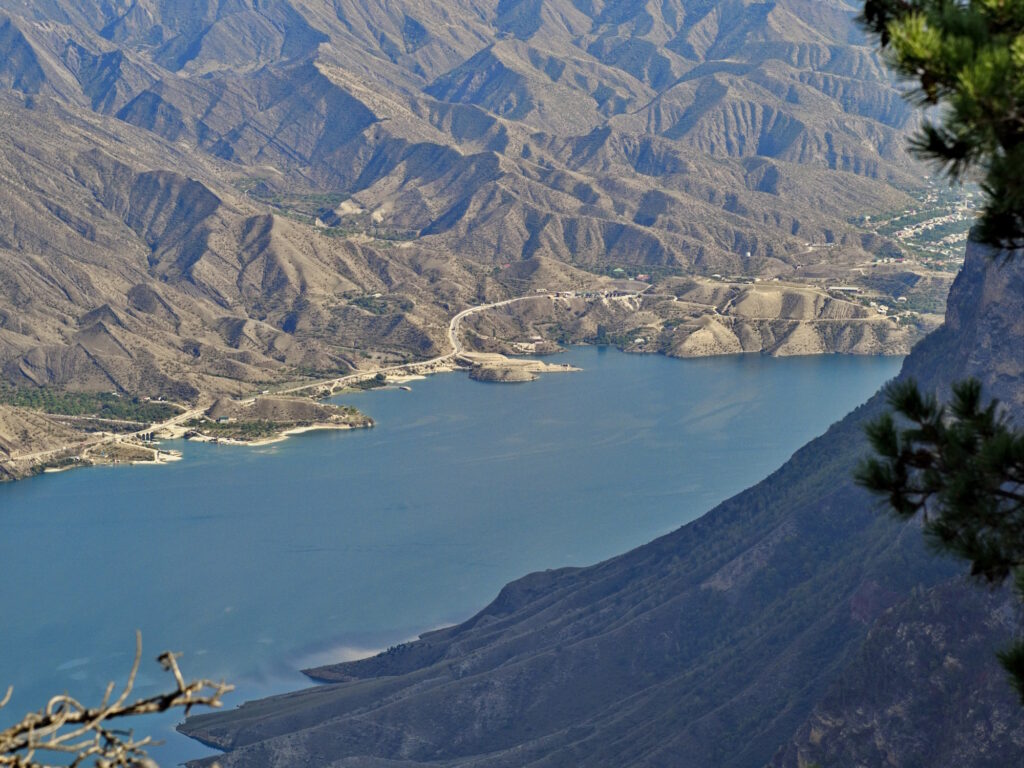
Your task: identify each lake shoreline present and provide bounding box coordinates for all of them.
[184,420,371,447]
[0,348,904,768]
[0,352,573,482]
[0,343,899,485]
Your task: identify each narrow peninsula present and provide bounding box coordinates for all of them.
[183,396,373,445]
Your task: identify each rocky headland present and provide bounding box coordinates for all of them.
[462,352,579,383]
[183,395,373,445]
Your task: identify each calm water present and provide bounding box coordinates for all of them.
[0,348,900,763]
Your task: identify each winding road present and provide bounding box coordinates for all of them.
[278,292,587,396]
[8,288,649,467]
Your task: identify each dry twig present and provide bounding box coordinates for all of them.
[0,633,232,768]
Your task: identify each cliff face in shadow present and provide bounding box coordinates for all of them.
[771,581,1024,768]
[180,238,1023,766]
[770,240,1024,767]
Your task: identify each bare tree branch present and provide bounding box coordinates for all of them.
[0,633,232,768]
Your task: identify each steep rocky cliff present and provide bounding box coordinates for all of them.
[769,240,1024,766]
[179,242,1023,765]
[771,582,1024,767]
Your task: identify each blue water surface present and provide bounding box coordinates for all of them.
[0,348,900,764]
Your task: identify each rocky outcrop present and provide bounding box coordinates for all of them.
[463,352,577,382]
[771,582,1024,768]
[467,364,537,382]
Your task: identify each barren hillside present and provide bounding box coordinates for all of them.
[0,0,938,449]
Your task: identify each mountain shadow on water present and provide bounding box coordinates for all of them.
[180,238,1024,766]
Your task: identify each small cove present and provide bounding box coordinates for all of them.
[0,347,902,764]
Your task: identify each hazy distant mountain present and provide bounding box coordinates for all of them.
[179,238,1024,768]
[0,0,923,398]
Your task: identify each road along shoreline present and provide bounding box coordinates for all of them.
[1,292,600,481]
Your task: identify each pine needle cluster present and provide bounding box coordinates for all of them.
[857,379,1024,700]
[861,0,1024,247]
[857,0,1024,704]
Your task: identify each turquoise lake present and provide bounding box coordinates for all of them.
[0,347,901,764]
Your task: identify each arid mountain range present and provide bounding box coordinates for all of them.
[0,0,928,410]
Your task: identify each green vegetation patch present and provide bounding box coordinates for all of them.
[319,225,417,241]
[233,180,417,241]
[346,295,415,316]
[591,325,657,347]
[351,373,388,390]
[350,296,389,315]
[0,386,182,423]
